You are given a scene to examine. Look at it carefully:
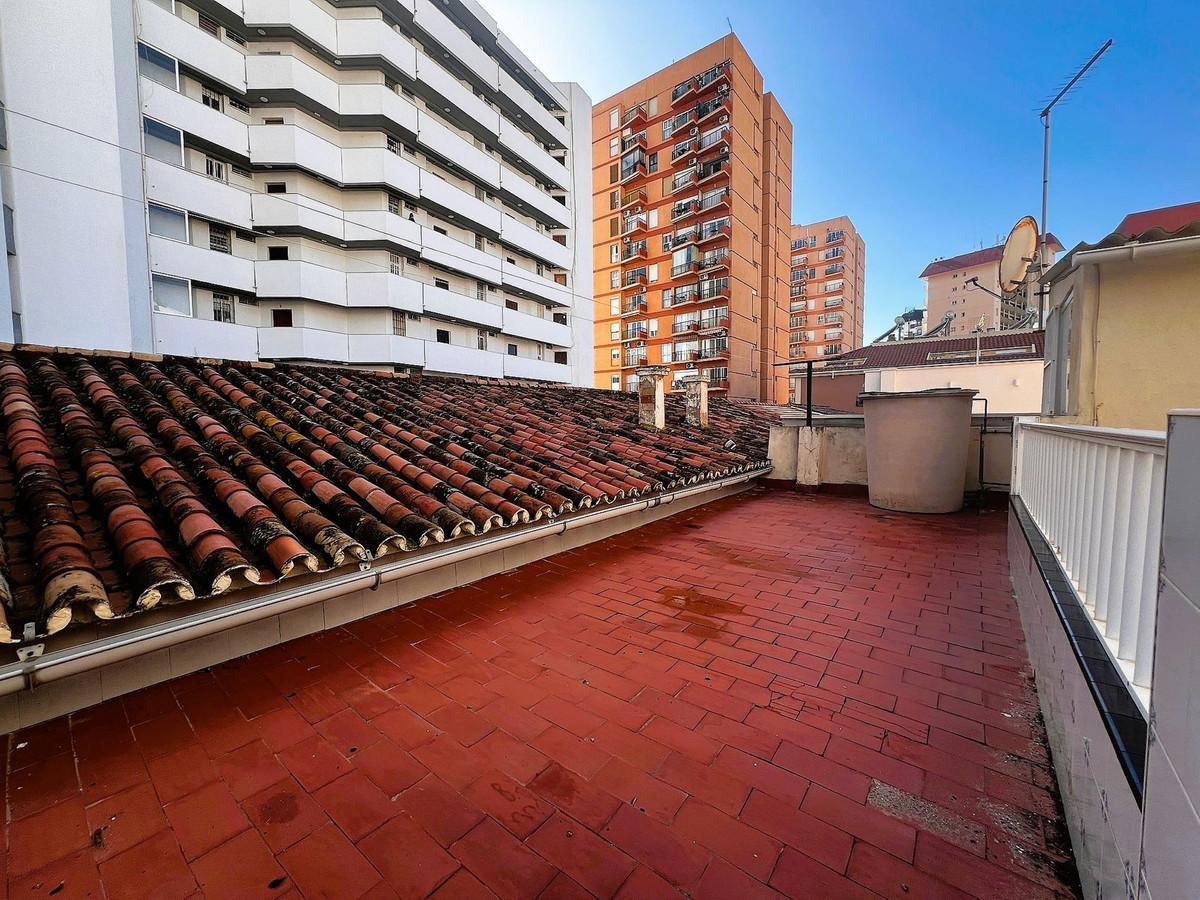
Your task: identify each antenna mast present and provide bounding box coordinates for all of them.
[1037,38,1112,326]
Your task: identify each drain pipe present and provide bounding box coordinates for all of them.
[0,470,766,696]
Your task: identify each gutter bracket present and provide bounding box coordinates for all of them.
[16,643,44,662]
[368,570,382,592]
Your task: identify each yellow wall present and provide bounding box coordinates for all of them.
[869,360,1044,414]
[1049,248,1200,431]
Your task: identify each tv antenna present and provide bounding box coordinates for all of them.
[1037,38,1113,326]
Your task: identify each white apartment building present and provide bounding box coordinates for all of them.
[0,0,594,385]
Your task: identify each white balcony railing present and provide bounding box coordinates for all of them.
[1012,419,1167,708]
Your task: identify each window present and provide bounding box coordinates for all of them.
[1043,290,1074,415]
[392,311,406,336]
[609,136,619,157]
[609,190,620,210]
[608,108,619,130]
[236,229,256,243]
[137,42,177,89]
[231,165,252,178]
[475,280,486,301]
[609,163,618,184]
[268,246,289,261]
[536,343,544,360]
[433,226,447,236]
[197,13,220,37]
[476,329,487,350]
[271,308,293,327]
[647,152,658,174]
[389,253,401,275]
[262,117,284,125]
[229,97,249,113]
[610,375,620,390]
[151,274,191,316]
[143,117,182,165]
[610,271,619,289]
[505,299,519,311]
[205,157,225,181]
[265,182,286,193]
[148,202,187,241]
[554,351,567,365]
[434,278,449,290]
[507,344,518,356]
[436,329,450,344]
[387,135,401,155]
[201,87,222,111]
[474,233,484,251]
[209,224,230,253]
[212,292,234,323]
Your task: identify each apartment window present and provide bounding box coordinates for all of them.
[609,137,619,157]
[610,375,620,390]
[507,344,518,356]
[434,278,449,290]
[476,329,487,350]
[151,274,191,316]
[231,165,252,179]
[609,163,618,184]
[392,311,406,336]
[475,280,486,301]
[609,190,620,210]
[389,253,401,275]
[553,312,567,325]
[536,343,544,360]
[609,271,619,289]
[147,202,187,241]
[209,224,230,253]
[236,229,256,243]
[433,226,447,236]
[436,329,450,344]
[265,182,286,194]
[143,117,182,165]
[137,42,177,90]
[197,13,220,37]
[212,292,234,323]
[271,308,293,327]
[505,299,519,310]
[608,109,619,130]
[388,194,401,215]
[268,246,288,260]
[554,351,567,365]
[262,117,284,125]
[387,135,401,155]
[610,218,619,238]
[474,234,484,251]
[647,152,658,174]
[205,157,225,181]
[201,87,222,111]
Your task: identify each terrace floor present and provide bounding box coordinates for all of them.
[2,489,1079,899]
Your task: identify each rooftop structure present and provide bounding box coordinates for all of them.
[787,217,866,375]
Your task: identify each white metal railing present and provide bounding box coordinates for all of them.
[1012,418,1167,708]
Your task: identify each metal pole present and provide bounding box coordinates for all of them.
[1039,109,1050,328]
[805,360,813,427]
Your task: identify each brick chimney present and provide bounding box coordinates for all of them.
[635,366,670,430]
[682,376,709,428]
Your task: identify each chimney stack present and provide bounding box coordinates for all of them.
[635,366,670,430]
[682,376,709,428]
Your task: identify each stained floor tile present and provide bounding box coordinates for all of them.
[3,491,1080,898]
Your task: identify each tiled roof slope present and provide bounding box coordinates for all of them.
[0,352,772,643]
[825,330,1045,370]
[1115,201,1200,238]
[919,234,1062,278]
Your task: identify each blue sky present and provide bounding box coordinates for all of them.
[488,0,1200,338]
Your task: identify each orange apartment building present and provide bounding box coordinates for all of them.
[591,35,794,402]
[788,216,866,370]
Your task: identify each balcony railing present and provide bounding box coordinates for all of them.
[621,295,647,316]
[698,248,730,271]
[667,286,699,307]
[695,91,730,124]
[695,62,730,94]
[620,159,647,183]
[1012,420,1167,706]
[621,103,649,126]
[621,242,648,261]
[697,341,729,360]
[622,214,648,235]
[670,171,697,194]
[698,160,726,184]
[697,313,729,333]
[671,199,698,221]
[620,323,648,341]
[698,188,730,212]
[621,131,648,152]
[622,351,647,367]
[671,319,701,334]
[619,188,647,210]
[669,226,699,249]
[698,221,730,244]
[697,127,730,154]
[670,260,697,278]
[698,276,730,301]
[622,270,647,288]
[670,140,695,164]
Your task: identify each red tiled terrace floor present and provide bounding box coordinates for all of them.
[3,489,1079,899]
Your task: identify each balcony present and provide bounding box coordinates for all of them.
[622,214,648,236]
[696,342,729,360]
[667,287,699,307]
[671,320,701,335]
[422,283,503,330]
[620,103,649,127]
[698,188,730,214]
[670,140,695,166]
[620,324,648,342]
[619,188,647,211]
[502,355,571,383]
[696,128,731,161]
[671,199,698,222]
[698,249,730,273]
[152,313,258,361]
[670,171,697,195]
[619,159,647,184]
[140,78,249,157]
[138,0,246,92]
[622,271,648,289]
[670,77,697,105]
[694,91,730,125]
[501,307,571,345]
[498,118,568,192]
[669,226,699,250]
[698,277,731,302]
[148,236,255,293]
[697,159,728,186]
[697,314,729,334]
[704,376,729,390]
[255,259,346,306]
[698,222,731,246]
[670,260,698,278]
[621,131,648,153]
[620,352,647,368]
[620,242,648,262]
[259,325,350,362]
[424,342,505,378]
[620,295,648,317]
[346,333,425,368]
[145,158,252,230]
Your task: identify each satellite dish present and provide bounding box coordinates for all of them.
[999,215,1039,294]
[894,315,905,326]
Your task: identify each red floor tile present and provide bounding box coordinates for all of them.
[1,492,1081,900]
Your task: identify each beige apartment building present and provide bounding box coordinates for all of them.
[590,34,794,402]
[788,216,865,367]
[922,235,1061,336]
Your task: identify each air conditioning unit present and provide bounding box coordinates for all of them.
[632,205,643,214]
[718,114,729,124]
[689,127,699,136]
[623,236,631,243]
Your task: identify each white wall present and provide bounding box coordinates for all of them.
[0,0,153,350]
[864,360,1043,414]
[560,80,594,387]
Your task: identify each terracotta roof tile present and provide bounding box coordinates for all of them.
[823,330,1045,371]
[919,236,1062,279]
[1114,201,1200,238]
[0,352,773,642]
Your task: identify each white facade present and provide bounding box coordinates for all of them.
[0,0,593,385]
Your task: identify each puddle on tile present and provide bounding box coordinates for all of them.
[654,585,744,618]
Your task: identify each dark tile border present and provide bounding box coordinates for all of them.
[1010,496,1146,804]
